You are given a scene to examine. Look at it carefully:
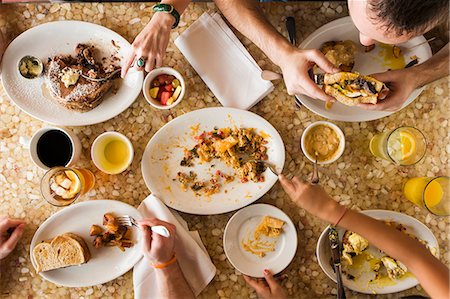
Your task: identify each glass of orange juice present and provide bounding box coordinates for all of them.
[41,166,95,207]
[403,176,449,216]
[369,126,426,166]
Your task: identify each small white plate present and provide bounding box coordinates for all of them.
[316,210,439,294]
[30,200,143,287]
[141,107,285,215]
[223,204,297,278]
[1,21,143,126]
[297,16,432,122]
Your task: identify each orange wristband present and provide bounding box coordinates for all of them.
[333,207,348,227]
[152,255,177,269]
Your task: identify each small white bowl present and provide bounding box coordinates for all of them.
[91,131,134,175]
[301,121,345,165]
[142,67,185,110]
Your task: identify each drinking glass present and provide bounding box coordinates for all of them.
[41,166,95,207]
[369,126,426,165]
[403,176,449,216]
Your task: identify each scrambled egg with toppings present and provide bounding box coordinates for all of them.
[177,127,268,196]
[242,216,285,258]
[342,221,436,283]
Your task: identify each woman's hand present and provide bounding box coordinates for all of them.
[0,217,25,260]
[243,269,287,299]
[121,12,175,77]
[278,175,343,223]
[358,68,419,112]
[139,218,176,264]
[277,47,339,102]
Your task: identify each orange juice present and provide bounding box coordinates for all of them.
[404,177,449,216]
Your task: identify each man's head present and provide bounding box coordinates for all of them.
[348,0,449,45]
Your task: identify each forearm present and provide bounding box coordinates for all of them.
[161,0,191,14]
[412,43,449,87]
[213,0,293,66]
[338,210,449,298]
[156,261,195,299]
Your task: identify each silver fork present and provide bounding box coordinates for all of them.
[117,215,171,238]
[79,69,121,82]
[247,160,279,176]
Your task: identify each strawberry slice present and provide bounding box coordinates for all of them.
[157,75,170,85]
[160,91,171,105]
[163,84,174,92]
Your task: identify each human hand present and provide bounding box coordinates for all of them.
[139,218,176,264]
[243,269,287,299]
[358,68,419,112]
[0,217,26,260]
[121,12,174,77]
[276,47,339,102]
[278,175,343,223]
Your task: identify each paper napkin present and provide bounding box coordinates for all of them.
[174,12,274,110]
[133,195,216,298]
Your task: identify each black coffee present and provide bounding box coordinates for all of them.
[37,130,73,167]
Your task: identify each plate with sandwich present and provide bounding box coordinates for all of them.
[316,210,439,294]
[297,16,432,122]
[30,200,143,287]
[2,21,143,126]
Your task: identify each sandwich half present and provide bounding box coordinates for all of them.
[323,72,389,106]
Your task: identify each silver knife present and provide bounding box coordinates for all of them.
[329,226,346,299]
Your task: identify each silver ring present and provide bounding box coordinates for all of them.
[137,57,146,68]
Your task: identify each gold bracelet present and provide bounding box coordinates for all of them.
[152,255,177,269]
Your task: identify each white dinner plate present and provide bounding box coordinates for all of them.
[30,200,143,287]
[1,21,143,126]
[141,107,285,215]
[316,210,439,294]
[223,204,297,277]
[297,16,432,122]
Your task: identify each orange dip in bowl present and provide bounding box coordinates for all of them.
[304,124,340,162]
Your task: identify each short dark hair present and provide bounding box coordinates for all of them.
[367,0,449,36]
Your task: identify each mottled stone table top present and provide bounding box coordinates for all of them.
[0,2,449,298]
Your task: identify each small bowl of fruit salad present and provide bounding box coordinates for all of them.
[143,67,185,109]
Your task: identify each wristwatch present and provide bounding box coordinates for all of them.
[152,3,180,29]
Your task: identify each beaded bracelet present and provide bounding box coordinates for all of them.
[152,255,177,269]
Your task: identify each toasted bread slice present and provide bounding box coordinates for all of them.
[33,233,91,272]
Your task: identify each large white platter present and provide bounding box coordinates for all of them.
[297,16,432,122]
[30,200,143,287]
[223,204,297,277]
[316,210,439,294]
[141,107,285,215]
[1,21,143,126]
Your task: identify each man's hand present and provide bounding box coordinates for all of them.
[358,68,419,112]
[276,47,339,102]
[0,217,25,260]
[279,175,343,223]
[139,218,176,264]
[121,13,174,77]
[243,269,287,299]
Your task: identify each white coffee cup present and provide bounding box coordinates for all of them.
[23,127,82,170]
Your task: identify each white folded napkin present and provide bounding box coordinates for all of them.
[175,12,274,110]
[133,195,216,298]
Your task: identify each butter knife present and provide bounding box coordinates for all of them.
[329,227,346,299]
